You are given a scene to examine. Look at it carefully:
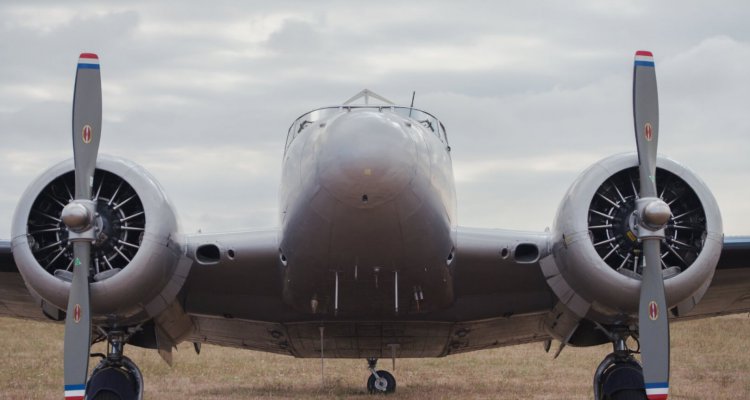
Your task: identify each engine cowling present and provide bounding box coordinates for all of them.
[542,153,723,324]
[10,155,186,325]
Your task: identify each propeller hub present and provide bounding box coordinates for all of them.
[642,199,671,229]
[61,202,92,232]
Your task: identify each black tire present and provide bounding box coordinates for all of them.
[367,370,396,394]
[600,361,646,400]
[91,390,123,400]
[609,388,647,400]
[86,366,138,400]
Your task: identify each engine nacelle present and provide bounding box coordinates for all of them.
[542,153,723,324]
[10,155,186,325]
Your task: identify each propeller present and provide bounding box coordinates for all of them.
[632,50,670,400]
[61,53,102,400]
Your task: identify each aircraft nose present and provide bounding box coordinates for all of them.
[317,111,418,207]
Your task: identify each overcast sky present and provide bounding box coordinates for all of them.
[2,1,749,239]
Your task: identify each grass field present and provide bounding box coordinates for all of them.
[1,315,749,399]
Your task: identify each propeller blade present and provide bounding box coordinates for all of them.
[633,50,670,400]
[63,52,102,400]
[72,53,102,199]
[638,240,670,400]
[633,50,659,198]
[63,243,92,400]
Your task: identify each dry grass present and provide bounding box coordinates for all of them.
[1,315,749,399]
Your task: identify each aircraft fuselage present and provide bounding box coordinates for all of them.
[279,106,457,316]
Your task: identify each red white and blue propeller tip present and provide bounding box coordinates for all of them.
[635,50,655,67]
[646,382,669,400]
[77,53,100,70]
[65,383,86,400]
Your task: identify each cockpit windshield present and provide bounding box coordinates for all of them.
[285,106,448,152]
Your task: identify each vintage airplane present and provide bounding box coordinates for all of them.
[0,50,749,400]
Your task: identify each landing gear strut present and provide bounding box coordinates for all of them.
[366,358,396,394]
[593,326,647,400]
[87,329,144,400]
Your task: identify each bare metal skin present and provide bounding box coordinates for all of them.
[280,108,456,315]
[7,109,733,359]
[8,105,733,360]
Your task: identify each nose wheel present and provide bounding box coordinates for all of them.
[366,358,396,394]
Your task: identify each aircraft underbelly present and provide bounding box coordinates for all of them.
[188,313,549,358]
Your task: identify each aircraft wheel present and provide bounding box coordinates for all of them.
[367,370,396,394]
[608,389,647,400]
[600,361,646,400]
[91,391,122,400]
[86,366,139,400]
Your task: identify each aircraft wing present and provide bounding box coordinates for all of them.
[680,236,750,319]
[181,228,288,321]
[0,240,13,272]
[452,227,555,311]
[0,227,284,322]
[452,228,750,321]
[2,232,750,325]
[0,240,46,320]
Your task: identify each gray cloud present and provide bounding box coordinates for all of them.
[1,1,750,238]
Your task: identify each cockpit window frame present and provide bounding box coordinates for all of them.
[284,105,448,153]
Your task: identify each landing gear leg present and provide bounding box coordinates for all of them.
[593,326,646,400]
[86,329,144,400]
[366,357,396,394]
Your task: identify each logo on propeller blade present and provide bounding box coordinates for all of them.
[73,304,81,323]
[648,301,659,321]
[82,124,92,144]
[644,122,653,142]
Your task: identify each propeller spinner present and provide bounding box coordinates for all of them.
[632,50,670,400]
[63,53,102,400]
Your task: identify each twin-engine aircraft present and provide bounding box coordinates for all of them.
[1,51,749,400]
